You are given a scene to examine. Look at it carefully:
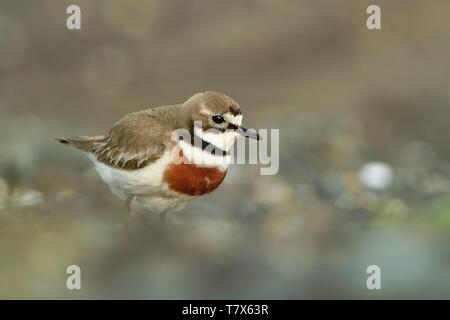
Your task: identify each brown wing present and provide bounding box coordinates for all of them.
[59,108,173,170]
[93,109,172,170]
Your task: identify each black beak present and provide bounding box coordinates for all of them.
[236,126,261,140]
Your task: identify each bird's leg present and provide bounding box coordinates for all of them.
[124,195,135,215]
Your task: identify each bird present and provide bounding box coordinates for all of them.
[58,91,260,216]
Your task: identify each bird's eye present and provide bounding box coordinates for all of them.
[212,115,225,124]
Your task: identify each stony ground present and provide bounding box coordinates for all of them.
[1,0,450,298]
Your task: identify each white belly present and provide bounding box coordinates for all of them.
[86,137,233,214]
[87,151,173,200]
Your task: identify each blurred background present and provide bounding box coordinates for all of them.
[1,0,450,299]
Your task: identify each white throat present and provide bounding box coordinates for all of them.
[178,140,231,171]
[176,127,238,171]
[194,126,238,151]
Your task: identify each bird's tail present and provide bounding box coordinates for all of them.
[56,135,106,152]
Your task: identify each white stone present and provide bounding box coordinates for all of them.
[359,162,393,190]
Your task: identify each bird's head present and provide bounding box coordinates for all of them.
[184,91,260,151]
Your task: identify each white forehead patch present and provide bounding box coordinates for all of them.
[224,112,243,126]
[200,105,243,126]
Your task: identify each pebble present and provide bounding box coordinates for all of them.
[10,187,44,207]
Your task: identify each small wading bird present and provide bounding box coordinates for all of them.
[58,91,260,216]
